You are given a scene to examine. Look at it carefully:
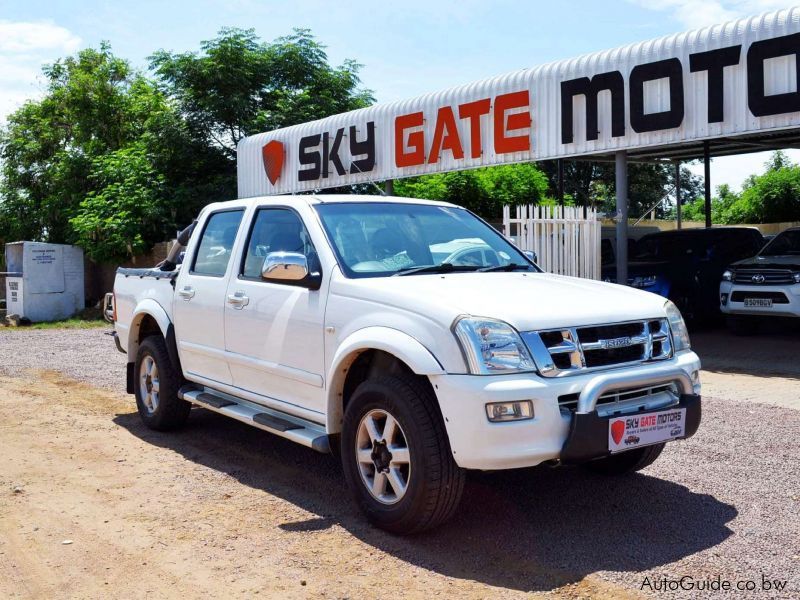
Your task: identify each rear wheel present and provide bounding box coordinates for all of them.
[134,336,190,431]
[341,374,464,534]
[583,443,665,475]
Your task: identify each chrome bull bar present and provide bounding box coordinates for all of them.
[577,362,694,414]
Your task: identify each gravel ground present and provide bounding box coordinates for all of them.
[0,326,125,391]
[0,326,798,598]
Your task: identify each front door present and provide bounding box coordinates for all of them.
[224,207,328,414]
[173,208,245,385]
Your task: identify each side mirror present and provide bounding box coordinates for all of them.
[261,251,321,289]
[524,250,538,263]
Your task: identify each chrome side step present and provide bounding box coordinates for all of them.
[178,385,330,453]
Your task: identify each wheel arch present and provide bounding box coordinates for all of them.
[326,327,445,434]
[127,299,171,358]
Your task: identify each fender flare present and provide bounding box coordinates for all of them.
[128,299,171,357]
[325,326,445,433]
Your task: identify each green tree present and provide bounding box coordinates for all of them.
[149,28,374,157]
[679,152,800,225]
[69,143,169,262]
[394,163,551,219]
[0,44,146,244]
[1,29,374,262]
[538,160,703,218]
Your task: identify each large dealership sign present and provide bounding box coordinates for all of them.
[238,8,800,197]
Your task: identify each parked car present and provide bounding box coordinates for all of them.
[720,226,800,334]
[112,195,702,533]
[602,227,764,324]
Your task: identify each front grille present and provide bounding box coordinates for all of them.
[733,269,794,284]
[730,290,789,303]
[558,383,677,413]
[521,319,672,377]
[584,344,644,367]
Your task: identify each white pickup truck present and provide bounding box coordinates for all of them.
[112,195,702,533]
[721,226,800,333]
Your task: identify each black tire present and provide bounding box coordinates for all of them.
[726,315,759,336]
[583,442,666,475]
[134,335,190,431]
[340,374,464,534]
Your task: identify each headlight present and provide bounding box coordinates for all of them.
[722,270,733,281]
[793,272,800,284]
[454,317,535,374]
[630,275,657,288]
[664,300,691,352]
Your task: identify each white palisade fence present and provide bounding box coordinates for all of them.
[503,205,601,280]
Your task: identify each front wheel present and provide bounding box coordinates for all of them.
[340,374,464,534]
[583,443,666,475]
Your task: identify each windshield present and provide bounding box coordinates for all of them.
[632,234,701,260]
[760,229,800,256]
[314,202,536,278]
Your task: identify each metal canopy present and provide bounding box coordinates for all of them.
[574,129,800,164]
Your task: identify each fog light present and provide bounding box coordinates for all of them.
[720,293,729,306]
[485,400,534,422]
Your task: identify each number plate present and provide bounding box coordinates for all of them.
[744,298,772,307]
[608,408,686,453]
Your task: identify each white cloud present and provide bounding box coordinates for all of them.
[0,20,80,53]
[630,0,790,29]
[0,20,81,121]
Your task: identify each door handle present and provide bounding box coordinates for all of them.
[227,291,250,309]
[178,286,195,300]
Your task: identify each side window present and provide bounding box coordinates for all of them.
[241,208,319,280]
[191,210,245,277]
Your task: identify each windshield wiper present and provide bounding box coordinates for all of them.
[477,263,533,272]
[393,263,478,276]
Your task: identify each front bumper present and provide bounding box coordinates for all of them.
[720,281,800,317]
[560,392,701,464]
[431,350,701,470]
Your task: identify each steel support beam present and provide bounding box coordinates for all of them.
[557,158,564,206]
[675,161,682,230]
[703,141,711,228]
[615,151,628,286]
[385,179,394,196]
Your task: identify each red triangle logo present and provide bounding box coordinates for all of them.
[611,420,626,445]
[262,140,284,185]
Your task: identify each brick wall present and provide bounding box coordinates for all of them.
[83,241,174,306]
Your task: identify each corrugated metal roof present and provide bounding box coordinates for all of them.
[238,7,800,197]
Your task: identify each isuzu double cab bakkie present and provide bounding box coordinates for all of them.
[112,195,702,533]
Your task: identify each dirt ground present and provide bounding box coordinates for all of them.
[0,328,798,599]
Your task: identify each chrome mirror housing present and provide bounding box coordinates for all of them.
[262,251,309,281]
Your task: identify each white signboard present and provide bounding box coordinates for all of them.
[24,244,64,294]
[238,8,800,197]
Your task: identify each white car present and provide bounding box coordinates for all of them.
[721,226,800,334]
[112,195,702,533]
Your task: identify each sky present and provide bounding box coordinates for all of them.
[0,0,796,193]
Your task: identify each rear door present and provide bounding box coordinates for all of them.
[224,206,328,414]
[173,208,245,385]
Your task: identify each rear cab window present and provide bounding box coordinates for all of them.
[191,210,245,277]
